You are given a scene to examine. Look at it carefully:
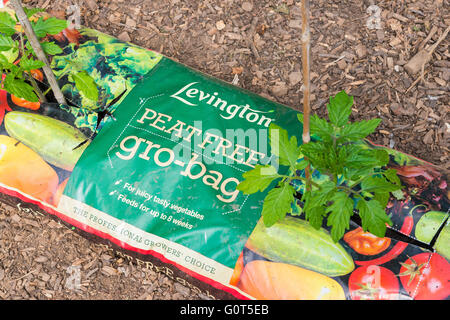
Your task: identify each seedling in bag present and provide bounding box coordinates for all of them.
[238,90,404,242]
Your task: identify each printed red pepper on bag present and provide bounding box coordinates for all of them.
[28,69,44,82]
[11,94,41,110]
[0,90,12,125]
[344,227,391,256]
[355,210,415,266]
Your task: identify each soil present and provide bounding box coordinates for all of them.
[0,0,448,300]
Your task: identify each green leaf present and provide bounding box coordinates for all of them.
[295,159,309,171]
[45,18,69,34]
[300,140,330,172]
[316,181,337,202]
[373,192,390,208]
[0,53,10,67]
[269,123,301,169]
[8,63,21,78]
[0,35,16,52]
[19,57,44,71]
[32,17,67,37]
[261,182,296,227]
[237,165,281,194]
[300,187,312,203]
[326,191,354,242]
[342,148,393,182]
[304,180,336,213]
[3,75,38,102]
[1,47,19,64]
[0,12,17,36]
[344,167,373,182]
[41,41,63,55]
[72,70,99,101]
[311,114,335,141]
[336,144,354,173]
[339,118,381,142]
[327,90,353,127]
[361,176,402,193]
[23,7,45,18]
[373,149,390,167]
[356,199,392,238]
[298,113,334,141]
[383,168,401,185]
[344,147,390,174]
[306,205,327,230]
[391,189,405,200]
[30,17,47,38]
[344,148,377,168]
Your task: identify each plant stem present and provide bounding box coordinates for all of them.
[349,174,371,189]
[42,86,52,96]
[9,0,67,105]
[285,175,321,189]
[18,30,47,102]
[337,185,361,195]
[18,32,25,56]
[25,72,47,102]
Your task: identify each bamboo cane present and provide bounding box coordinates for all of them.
[9,0,67,105]
[301,0,311,186]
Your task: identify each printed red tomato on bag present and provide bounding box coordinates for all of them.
[399,253,450,300]
[348,265,399,300]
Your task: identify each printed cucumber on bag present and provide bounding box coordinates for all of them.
[245,217,354,277]
[0,101,98,205]
[4,111,90,171]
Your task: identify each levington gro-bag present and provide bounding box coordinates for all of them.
[0,9,449,300]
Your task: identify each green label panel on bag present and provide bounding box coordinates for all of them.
[62,57,301,269]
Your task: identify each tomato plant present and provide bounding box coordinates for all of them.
[348,265,399,300]
[344,227,391,255]
[237,91,404,242]
[399,253,450,300]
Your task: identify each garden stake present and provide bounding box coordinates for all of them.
[301,0,311,189]
[9,0,67,105]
